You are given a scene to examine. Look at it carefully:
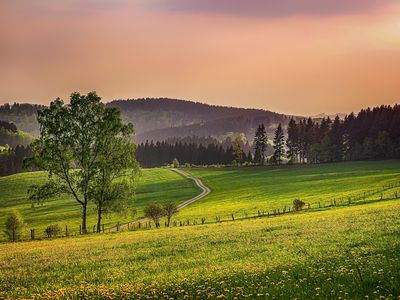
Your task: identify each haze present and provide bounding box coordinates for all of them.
[1,0,400,115]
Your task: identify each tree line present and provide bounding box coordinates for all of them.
[284,105,400,163]
[136,140,253,168]
[0,145,33,176]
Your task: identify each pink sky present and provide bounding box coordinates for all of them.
[1,0,399,115]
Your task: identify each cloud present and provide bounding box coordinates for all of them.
[150,0,396,18]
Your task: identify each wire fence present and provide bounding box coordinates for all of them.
[6,179,400,243]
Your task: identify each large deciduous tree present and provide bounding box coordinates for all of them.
[29,92,139,233]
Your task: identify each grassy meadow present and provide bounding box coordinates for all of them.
[0,199,399,299]
[0,168,200,240]
[1,160,400,298]
[177,160,400,221]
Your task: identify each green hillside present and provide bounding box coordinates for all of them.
[0,128,33,147]
[177,160,400,221]
[0,168,200,240]
[0,199,399,299]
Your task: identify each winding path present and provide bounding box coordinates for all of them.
[171,168,211,210]
[106,168,210,232]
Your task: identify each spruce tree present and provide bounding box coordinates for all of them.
[286,118,298,163]
[253,124,268,165]
[272,124,285,165]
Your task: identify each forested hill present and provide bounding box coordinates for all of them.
[108,98,289,142]
[0,98,290,143]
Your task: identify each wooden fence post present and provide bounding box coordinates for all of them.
[30,229,35,240]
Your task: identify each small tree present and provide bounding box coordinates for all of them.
[163,202,178,227]
[293,199,305,211]
[232,136,244,165]
[144,204,165,228]
[44,224,62,238]
[4,210,24,241]
[172,158,180,168]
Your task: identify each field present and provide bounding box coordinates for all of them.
[1,160,400,299]
[0,168,200,240]
[177,160,400,221]
[0,199,399,299]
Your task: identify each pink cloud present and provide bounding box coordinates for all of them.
[150,0,396,17]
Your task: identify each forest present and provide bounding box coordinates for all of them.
[0,104,399,174]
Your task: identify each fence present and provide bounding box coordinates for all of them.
[8,179,400,242]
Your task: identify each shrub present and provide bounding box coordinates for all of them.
[293,199,306,211]
[163,202,178,227]
[172,158,180,168]
[45,224,62,238]
[4,210,24,242]
[144,204,165,228]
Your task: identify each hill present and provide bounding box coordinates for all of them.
[2,160,399,240]
[0,120,33,147]
[1,161,400,298]
[0,98,290,143]
[0,168,200,240]
[1,198,399,299]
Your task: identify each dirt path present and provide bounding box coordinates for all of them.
[171,168,211,210]
[106,168,210,232]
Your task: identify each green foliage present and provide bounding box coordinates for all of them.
[272,123,285,165]
[163,201,178,226]
[4,210,24,242]
[44,224,62,238]
[30,91,139,233]
[253,124,267,165]
[293,199,305,211]
[232,136,244,164]
[144,203,165,228]
[171,158,179,168]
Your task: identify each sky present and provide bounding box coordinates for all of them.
[1,0,400,115]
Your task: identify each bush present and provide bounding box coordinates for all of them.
[45,224,62,238]
[4,210,24,241]
[144,204,165,228]
[293,199,306,211]
[172,158,180,168]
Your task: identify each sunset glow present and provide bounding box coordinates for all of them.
[1,0,400,115]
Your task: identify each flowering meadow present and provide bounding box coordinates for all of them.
[1,199,399,299]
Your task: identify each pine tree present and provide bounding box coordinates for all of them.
[272,124,285,165]
[253,124,268,165]
[286,118,298,163]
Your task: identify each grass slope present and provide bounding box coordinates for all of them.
[0,168,200,240]
[177,160,400,221]
[0,199,399,299]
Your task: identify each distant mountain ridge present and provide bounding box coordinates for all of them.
[108,98,290,142]
[0,98,293,143]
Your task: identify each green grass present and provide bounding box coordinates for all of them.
[177,160,400,221]
[0,199,399,299]
[0,168,201,240]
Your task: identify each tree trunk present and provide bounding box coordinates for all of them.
[96,206,102,233]
[82,203,87,234]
